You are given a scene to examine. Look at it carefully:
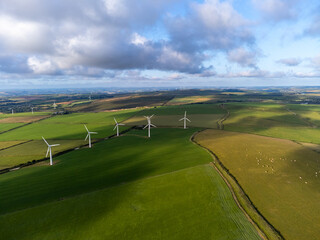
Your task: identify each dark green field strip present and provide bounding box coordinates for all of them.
[0,165,261,240]
[0,128,211,215]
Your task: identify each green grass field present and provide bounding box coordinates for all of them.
[0,165,261,240]
[0,109,137,141]
[123,104,226,128]
[0,112,51,118]
[0,123,25,133]
[195,129,320,240]
[124,114,223,128]
[0,140,85,169]
[0,128,262,239]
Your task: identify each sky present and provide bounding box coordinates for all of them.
[0,0,320,89]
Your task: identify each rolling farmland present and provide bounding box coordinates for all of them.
[195,129,320,240]
[1,89,320,239]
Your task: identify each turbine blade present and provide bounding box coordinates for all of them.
[42,136,49,146]
[186,118,191,122]
[46,147,50,157]
[50,144,60,147]
[150,124,156,128]
[144,116,147,119]
[113,125,117,131]
[85,134,89,141]
[179,118,184,121]
[84,124,89,132]
[90,132,98,134]
[114,117,117,124]
[143,125,148,129]
[150,114,154,118]
[119,123,125,125]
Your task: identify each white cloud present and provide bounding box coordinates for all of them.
[252,0,298,21]
[27,56,58,74]
[227,48,259,68]
[277,58,302,66]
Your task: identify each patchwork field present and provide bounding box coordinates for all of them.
[195,129,320,240]
[0,128,262,239]
[224,102,320,144]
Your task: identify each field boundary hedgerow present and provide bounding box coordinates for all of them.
[191,130,284,240]
[217,104,230,130]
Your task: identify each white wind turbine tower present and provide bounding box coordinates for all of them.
[11,109,14,115]
[84,124,97,148]
[53,101,57,109]
[144,115,156,138]
[113,117,125,136]
[31,107,35,114]
[42,137,60,166]
[179,111,191,129]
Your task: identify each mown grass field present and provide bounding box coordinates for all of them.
[0,128,261,239]
[0,109,137,141]
[195,129,320,240]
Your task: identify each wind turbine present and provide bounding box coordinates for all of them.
[31,107,35,114]
[113,117,125,136]
[11,109,14,115]
[143,115,156,138]
[53,101,57,109]
[84,124,97,148]
[42,137,60,166]
[179,111,191,129]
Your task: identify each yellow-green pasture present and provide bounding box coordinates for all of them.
[166,95,216,105]
[0,141,25,150]
[195,129,320,240]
